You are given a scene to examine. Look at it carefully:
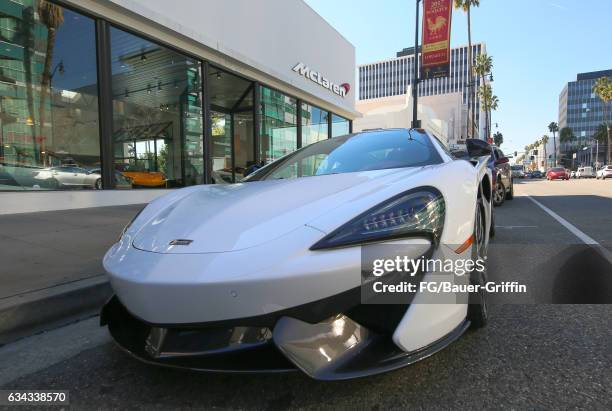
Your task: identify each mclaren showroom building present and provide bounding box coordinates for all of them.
[0,0,356,214]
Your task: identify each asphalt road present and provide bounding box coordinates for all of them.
[1,179,611,410]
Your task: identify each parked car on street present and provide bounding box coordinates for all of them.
[102,128,493,380]
[576,166,595,178]
[511,165,525,179]
[546,167,569,180]
[530,170,543,179]
[596,165,612,179]
[487,145,513,207]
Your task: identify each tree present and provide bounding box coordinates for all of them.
[37,1,64,149]
[478,84,498,141]
[594,123,608,144]
[559,126,575,143]
[493,131,503,146]
[548,122,559,166]
[593,77,612,164]
[541,135,549,169]
[454,0,480,139]
[473,53,493,137]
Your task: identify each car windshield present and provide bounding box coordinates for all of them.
[245,129,443,181]
[552,167,565,172]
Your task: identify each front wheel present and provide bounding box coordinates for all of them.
[493,181,505,207]
[468,197,489,329]
[95,178,103,190]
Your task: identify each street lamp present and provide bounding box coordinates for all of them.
[411,0,422,129]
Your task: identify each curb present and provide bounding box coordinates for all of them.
[0,275,112,346]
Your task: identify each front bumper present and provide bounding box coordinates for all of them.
[101,295,469,380]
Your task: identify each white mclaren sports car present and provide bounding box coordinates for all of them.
[101,128,493,380]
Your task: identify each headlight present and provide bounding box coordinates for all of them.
[310,187,445,250]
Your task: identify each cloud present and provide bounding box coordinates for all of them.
[548,2,568,10]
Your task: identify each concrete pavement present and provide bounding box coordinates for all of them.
[0,204,143,343]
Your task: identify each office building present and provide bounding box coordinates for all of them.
[558,69,611,166]
[357,44,487,139]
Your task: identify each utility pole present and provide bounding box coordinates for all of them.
[411,0,421,128]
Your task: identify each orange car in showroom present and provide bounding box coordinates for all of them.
[117,165,166,188]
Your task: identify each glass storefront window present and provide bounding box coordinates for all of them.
[209,67,254,183]
[332,113,350,137]
[301,103,328,146]
[259,86,297,163]
[0,1,100,190]
[110,27,204,188]
[210,111,232,183]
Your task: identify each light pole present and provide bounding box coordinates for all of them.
[411,0,422,128]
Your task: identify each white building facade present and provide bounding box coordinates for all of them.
[353,88,469,146]
[358,44,487,139]
[0,0,357,214]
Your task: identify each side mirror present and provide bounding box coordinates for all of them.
[465,139,491,158]
[495,157,509,165]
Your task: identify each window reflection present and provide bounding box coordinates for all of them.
[301,103,329,145]
[332,114,350,137]
[208,67,254,183]
[110,27,204,188]
[0,1,100,190]
[259,86,297,163]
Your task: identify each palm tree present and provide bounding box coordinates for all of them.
[473,53,493,137]
[541,135,549,169]
[559,126,574,143]
[477,84,498,141]
[489,94,499,138]
[454,0,480,139]
[593,77,612,164]
[37,0,64,146]
[548,122,559,166]
[493,131,503,146]
[594,123,608,144]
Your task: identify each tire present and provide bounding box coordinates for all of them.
[489,210,496,238]
[468,196,489,329]
[506,178,514,200]
[493,181,505,207]
[95,178,103,190]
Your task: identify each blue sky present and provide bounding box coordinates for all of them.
[305,0,612,155]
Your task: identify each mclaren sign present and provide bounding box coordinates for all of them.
[292,63,350,98]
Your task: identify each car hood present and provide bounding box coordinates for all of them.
[132,168,423,253]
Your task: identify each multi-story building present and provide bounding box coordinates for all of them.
[558,69,611,166]
[357,44,487,139]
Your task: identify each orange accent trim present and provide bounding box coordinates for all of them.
[455,234,474,254]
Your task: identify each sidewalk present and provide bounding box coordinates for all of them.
[0,204,143,344]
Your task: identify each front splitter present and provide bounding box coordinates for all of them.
[101,296,469,380]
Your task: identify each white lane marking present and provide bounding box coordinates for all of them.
[526,196,597,244]
[526,195,612,263]
[495,225,537,229]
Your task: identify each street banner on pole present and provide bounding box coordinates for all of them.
[421,0,452,79]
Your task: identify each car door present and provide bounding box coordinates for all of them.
[51,166,75,185]
[73,167,94,186]
[495,148,511,187]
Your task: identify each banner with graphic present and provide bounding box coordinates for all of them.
[421,0,453,79]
